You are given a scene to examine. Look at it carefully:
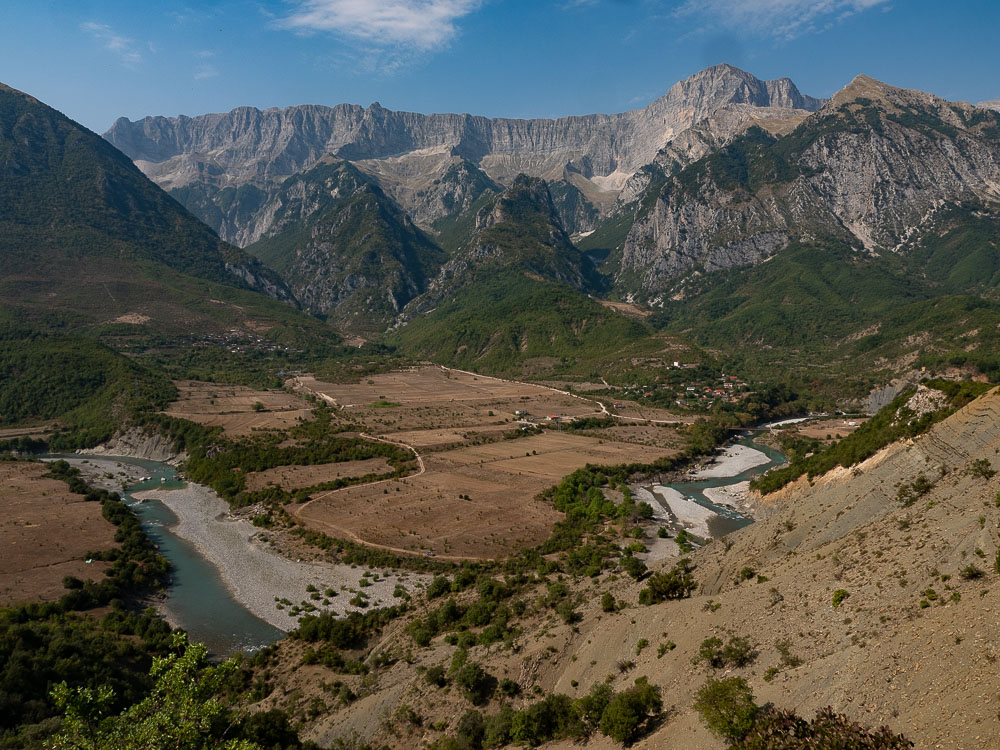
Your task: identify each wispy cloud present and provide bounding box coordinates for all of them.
[278,0,483,51]
[674,0,892,40]
[80,21,143,66]
[195,64,219,80]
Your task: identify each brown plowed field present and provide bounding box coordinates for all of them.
[290,367,684,559]
[0,462,115,606]
[292,367,600,434]
[163,380,314,436]
[245,458,394,492]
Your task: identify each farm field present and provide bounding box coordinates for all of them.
[291,366,601,433]
[779,417,869,444]
[245,458,395,492]
[0,462,114,606]
[163,380,314,436]
[289,366,685,559]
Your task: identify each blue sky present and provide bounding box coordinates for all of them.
[2,1,998,133]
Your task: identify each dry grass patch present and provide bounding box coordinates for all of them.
[0,462,115,606]
[245,458,395,492]
[163,380,314,436]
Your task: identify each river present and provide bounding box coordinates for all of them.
[633,435,785,560]
[49,432,783,653]
[47,455,285,655]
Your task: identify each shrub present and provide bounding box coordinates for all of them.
[425,664,447,687]
[959,564,984,580]
[601,592,616,612]
[510,693,581,746]
[556,600,580,625]
[693,677,759,743]
[675,529,694,553]
[599,677,662,745]
[455,662,495,705]
[832,589,849,608]
[638,559,696,604]
[738,705,914,748]
[698,636,758,669]
[427,575,451,599]
[455,709,485,749]
[577,683,613,733]
[621,555,647,580]
[967,459,996,479]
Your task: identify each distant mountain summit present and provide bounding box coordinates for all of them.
[104,64,822,245]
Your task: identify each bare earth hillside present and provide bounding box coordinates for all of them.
[255,388,1000,749]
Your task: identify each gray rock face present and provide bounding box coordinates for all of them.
[104,64,821,244]
[618,75,1000,294]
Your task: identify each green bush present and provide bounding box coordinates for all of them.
[621,556,647,580]
[638,559,696,604]
[598,677,662,745]
[454,662,495,705]
[693,677,759,743]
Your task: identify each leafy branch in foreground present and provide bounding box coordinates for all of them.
[47,634,280,750]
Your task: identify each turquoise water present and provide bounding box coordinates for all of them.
[51,455,285,656]
[661,436,786,538]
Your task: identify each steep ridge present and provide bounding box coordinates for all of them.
[0,81,313,337]
[614,75,1000,294]
[245,159,446,337]
[392,176,657,375]
[104,65,821,243]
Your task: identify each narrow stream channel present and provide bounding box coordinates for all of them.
[663,435,786,537]
[49,455,284,656]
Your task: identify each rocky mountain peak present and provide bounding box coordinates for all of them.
[652,63,825,117]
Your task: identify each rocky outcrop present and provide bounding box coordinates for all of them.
[617,76,1000,293]
[104,65,821,244]
[84,427,186,465]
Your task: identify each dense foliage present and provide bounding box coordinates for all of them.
[145,408,413,507]
[0,322,174,449]
[433,677,662,748]
[47,634,315,750]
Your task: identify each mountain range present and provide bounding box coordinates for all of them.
[4,63,1000,395]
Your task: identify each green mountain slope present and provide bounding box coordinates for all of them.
[394,177,683,377]
[652,240,1000,393]
[0,81,328,342]
[247,159,447,337]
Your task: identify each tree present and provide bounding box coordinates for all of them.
[621,555,647,580]
[638,559,696,604]
[693,677,759,744]
[47,634,260,750]
[598,677,662,745]
[454,662,494,705]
